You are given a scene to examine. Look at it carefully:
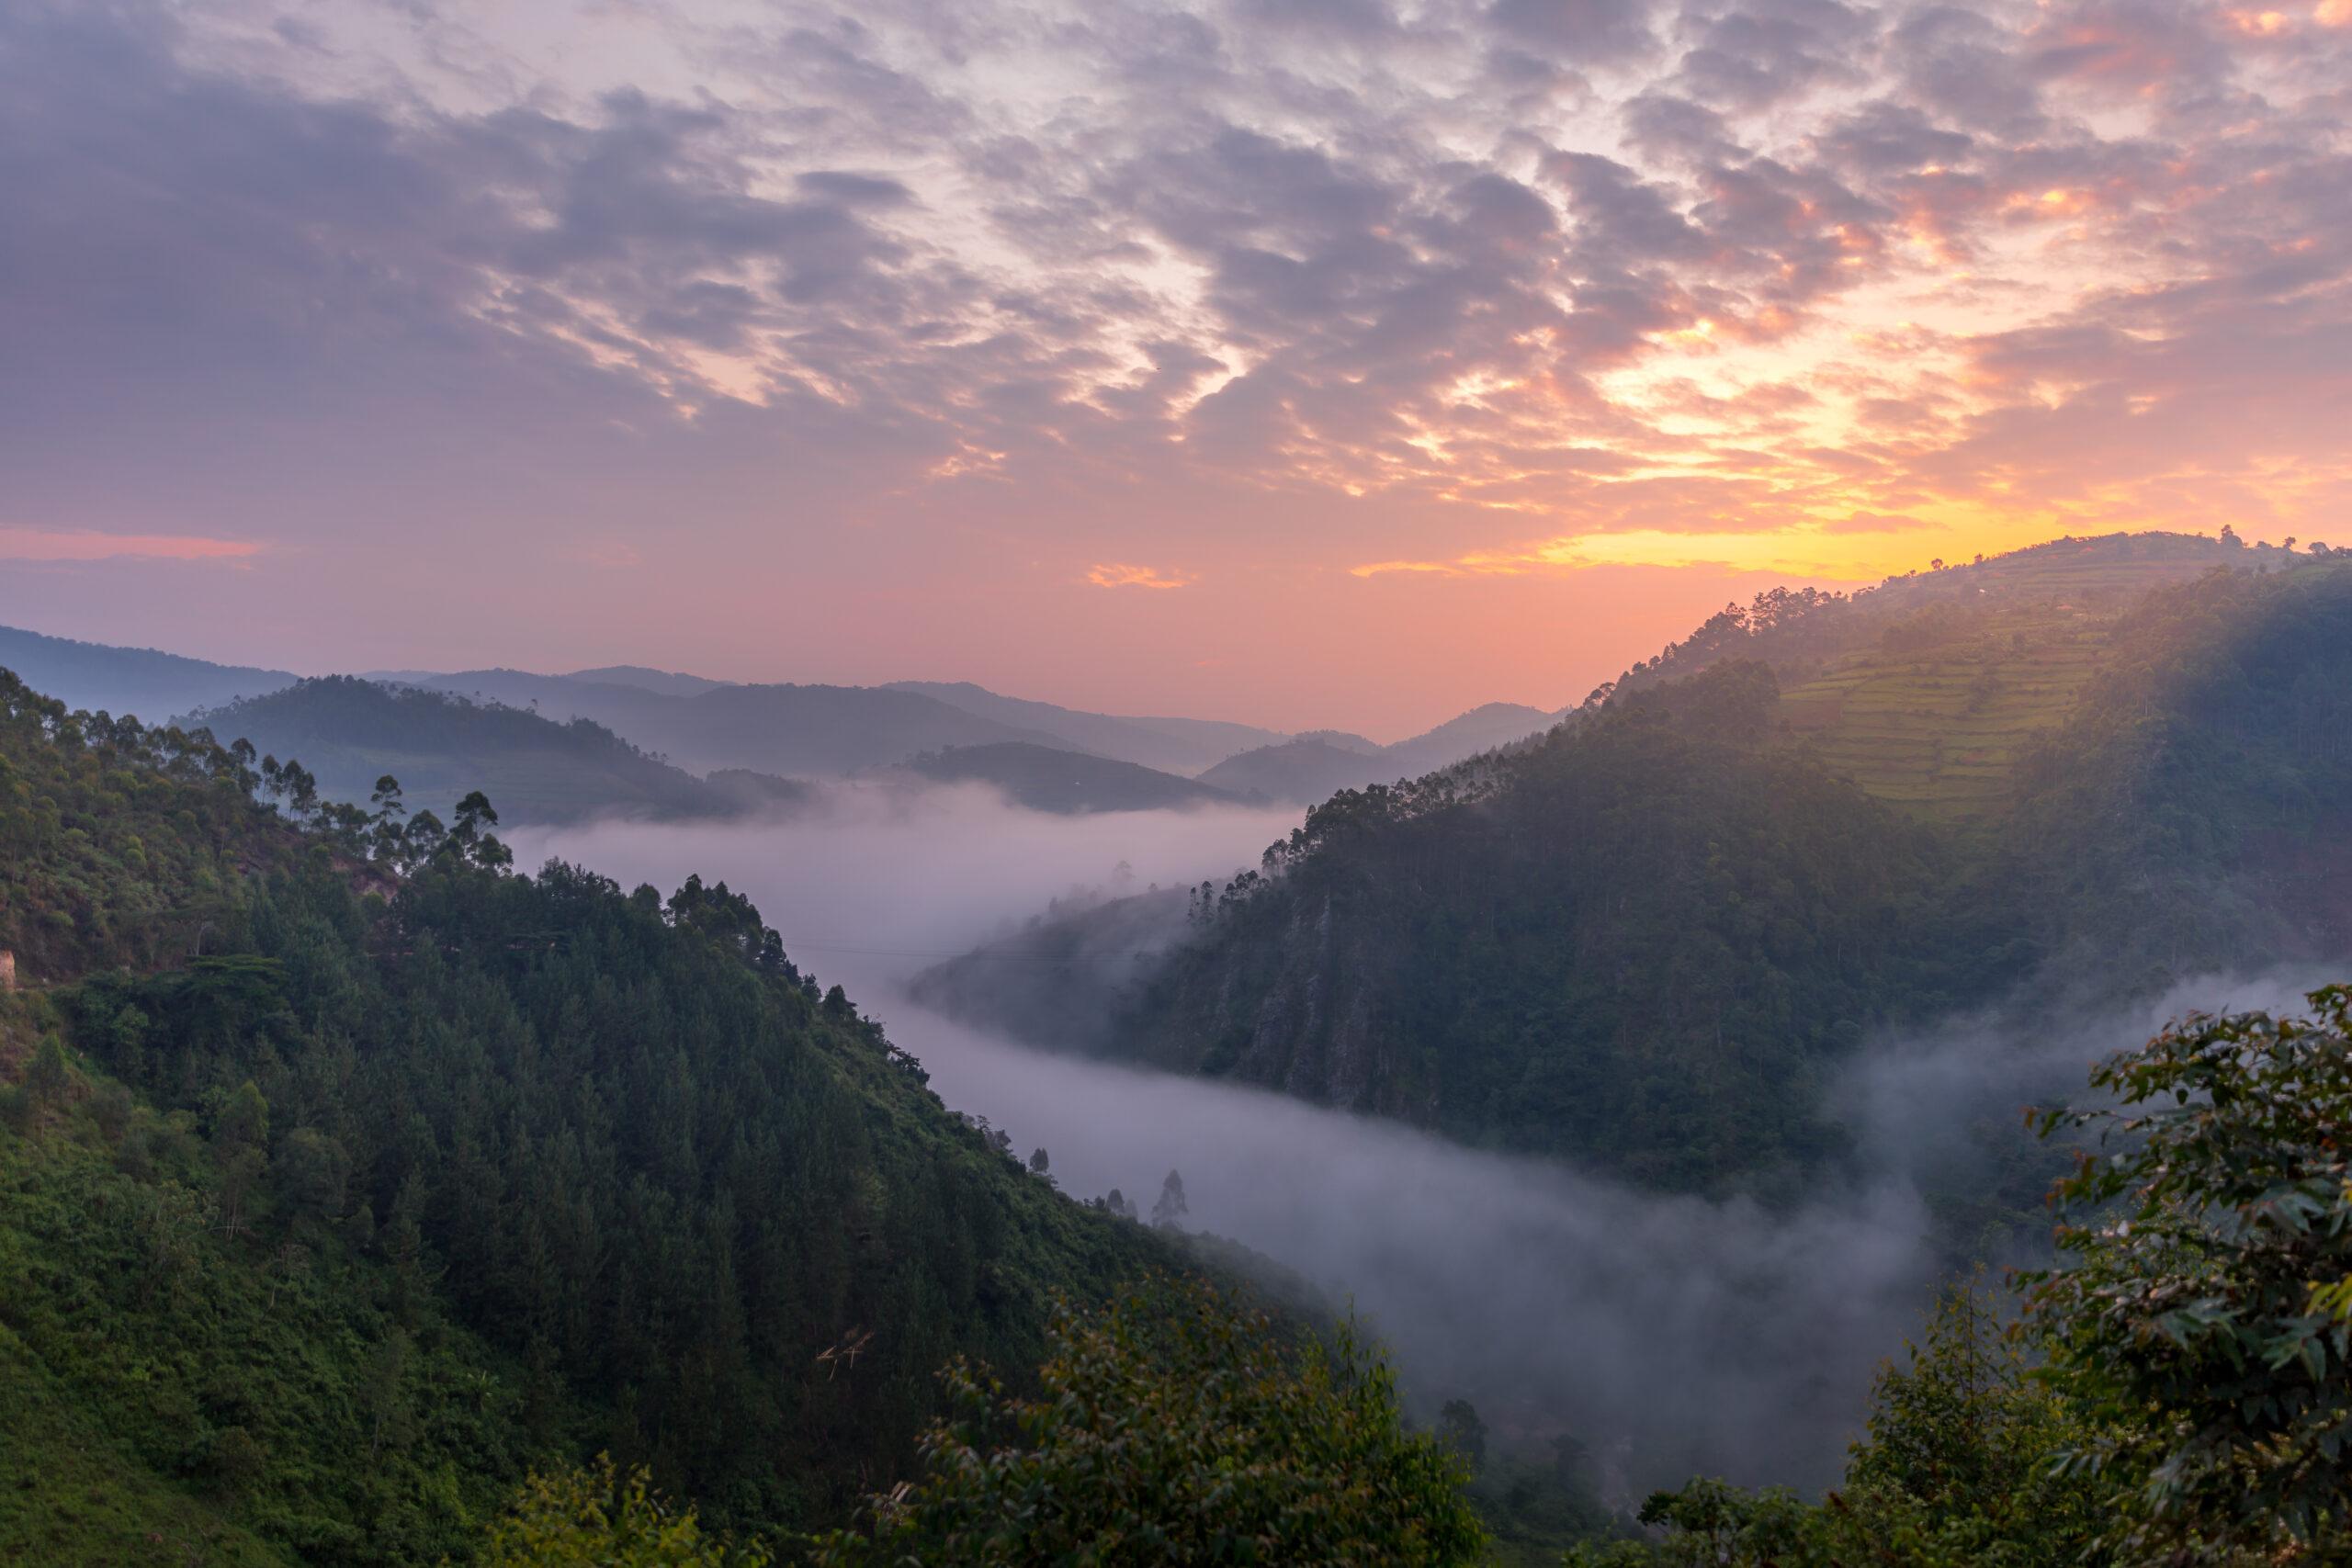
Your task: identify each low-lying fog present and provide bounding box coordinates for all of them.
[510,785,2335,1495]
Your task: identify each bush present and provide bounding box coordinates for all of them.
[811,1274,1487,1566]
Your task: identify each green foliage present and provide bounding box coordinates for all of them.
[2026,985,2352,1562]
[1566,1275,2111,1568]
[1125,660,1955,1189]
[1,669,1185,1556]
[0,666,300,981]
[477,1456,769,1568]
[0,1105,537,1565]
[810,1274,1487,1566]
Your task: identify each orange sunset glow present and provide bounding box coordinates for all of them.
[3,0,2348,733]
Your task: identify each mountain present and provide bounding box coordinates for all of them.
[187,676,785,823]
[1195,706,1564,805]
[1196,737,1395,804]
[896,742,1247,814]
[0,666,1183,1560]
[916,536,2352,1190]
[398,670,1080,776]
[0,623,297,721]
[884,681,1287,774]
[560,663,735,697]
[1382,703,1564,778]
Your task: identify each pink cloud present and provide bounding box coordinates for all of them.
[0,527,260,563]
[1087,562,1195,590]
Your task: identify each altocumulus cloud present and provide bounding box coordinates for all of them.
[3,0,2349,660]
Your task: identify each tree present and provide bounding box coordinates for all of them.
[1437,1398,1487,1475]
[1027,1147,1050,1177]
[2026,985,2352,1562]
[810,1276,1486,1566]
[481,1455,768,1568]
[24,1033,74,1124]
[1152,1168,1188,1229]
[368,774,407,861]
[2220,524,2244,547]
[1566,1273,2113,1567]
[211,1079,271,1237]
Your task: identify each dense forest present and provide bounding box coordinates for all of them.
[921,540,2352,1193]
[0,669,1193,1559]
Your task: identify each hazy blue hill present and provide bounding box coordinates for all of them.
[1194,708,1563,805]
[885,680,1287,774]
[403,670,1079,775]
[898,741,1247,814]
[1195,737,1393,804]
[658,682,1080,774]
[1382,702,1564,778]
[0,623,296,721]
[561,663,735,696]
[190,676,745,822]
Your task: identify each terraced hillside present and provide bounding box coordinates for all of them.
[1777,606,2113,818]
[1628,532,2320,821]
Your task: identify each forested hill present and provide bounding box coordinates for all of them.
[898,740,1247,813]
[0,669,1181,1561]
[189,676,804,823]
[919,540,2352,1190]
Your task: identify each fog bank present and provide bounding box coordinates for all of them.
[509,792,2340,1493]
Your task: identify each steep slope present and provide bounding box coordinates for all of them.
[0,623,296,720]
[0,672,1182,1560]
[896,741,1247,814]
[920,539,2352,1190]
[886,681,1286,774]
[190,677,766,823]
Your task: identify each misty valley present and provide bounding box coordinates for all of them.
[6,531,2352,1564]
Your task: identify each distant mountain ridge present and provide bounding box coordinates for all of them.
[6,625,1571,799]
[895,741,1247,814]
[0,624,298,720]
[885,680,1287,775]
[1197,702,1566,804]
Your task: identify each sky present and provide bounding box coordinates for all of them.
[3,0,2348,736]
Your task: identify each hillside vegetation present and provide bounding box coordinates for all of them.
[922,536,2352,1190]
[0,671,1206,1561]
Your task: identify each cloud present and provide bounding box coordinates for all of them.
[4,0,2351,716]
[0,527,260,562]
[1087,562,1197,590]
